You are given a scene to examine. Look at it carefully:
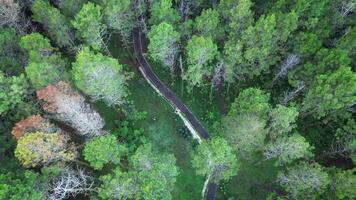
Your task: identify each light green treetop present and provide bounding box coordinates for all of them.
[72,2,106,50]
[194,8,220,38]
[149,0,179,26]
[148,22,180,68]
[72,48,130,106]
[303,66,356,119]
[185,35,218,88]
[192,137,238,182]
[263,134,313,166]
[83,135,127,170]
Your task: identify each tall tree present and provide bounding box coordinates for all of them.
[72,2,106,50]
[98,168,138,199]
[83,135,127,170]
[224,11,298,82]
[0,72,28,115]
[148,22,180,70]
[185,35,218,88]
[149,0,179,26]
[36,81,105,137]
[194,8,220,38]
[268,105,299,138]
[333,168,356,200]
[130,143,179,200]
[72,48,130,106]
[229,88,270,119]
[221,114,267,159]
[302,66,356,118]
[228,0,253,36]
[14,131,76,168]
[56,0,86,18]
[103,0,134,47]
[0,170,45,200]
[20,33,67,89]
[277,162,329,199]
[31,0,75,48]
[0,28,24,76]
[263,134,313,166]
[192,137,238,182]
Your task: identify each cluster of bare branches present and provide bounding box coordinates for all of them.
[46,167,95,200]
[212,62,225,90]
[339,0,356,17]
[280,81,305,106]
[272,54,300,85]
[36,81,105,137]
[0,0,33,34]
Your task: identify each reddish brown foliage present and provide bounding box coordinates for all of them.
[11,115,57,139]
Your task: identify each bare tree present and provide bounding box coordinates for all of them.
[212,62,225,90]
[0,0,32,33]
[36,81,105,137]
[46,167,95,200]
[280,81,305,106]
[272,54,300,85]
[339,0,356,17]
[325,134,355,159]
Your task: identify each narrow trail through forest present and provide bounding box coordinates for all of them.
[132,26,217,200]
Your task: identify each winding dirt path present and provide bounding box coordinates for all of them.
[132,26,217,200]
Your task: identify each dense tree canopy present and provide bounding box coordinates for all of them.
[72,48,130,106]
[0,0,355,199]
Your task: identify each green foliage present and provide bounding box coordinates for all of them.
[20,33,66,89]
[14,132,76,168]
[19,33,52,55]
[57,0,86,17]
[192,137,238,182]
[0,72,28,115]
[228,0,253,35]
[337,27,356,66]
[149,0,179,26]
[25,62,63,90]
[334,168,356,200]
[0,28,23,76]
[269,105,299,138]
[263,134,313,166]
[230,88,270,119]
[277,162,329,199]
[238,12,298,79]
[303,66,356,118]
[185,35,218,88]
[103,0,134,45]
[221,114,266,158]
[72,2,106,50]
[223,10,298,83]
[294,32,322,58]
[112,120,147,153]
[72,48,130,106]
[148,22,180,68]
[194,8,220,38]
[83,134,127,170]
[98,168,138,199]
[130,143,179,200]
[0,170,44,200]
[31,0,74,48]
